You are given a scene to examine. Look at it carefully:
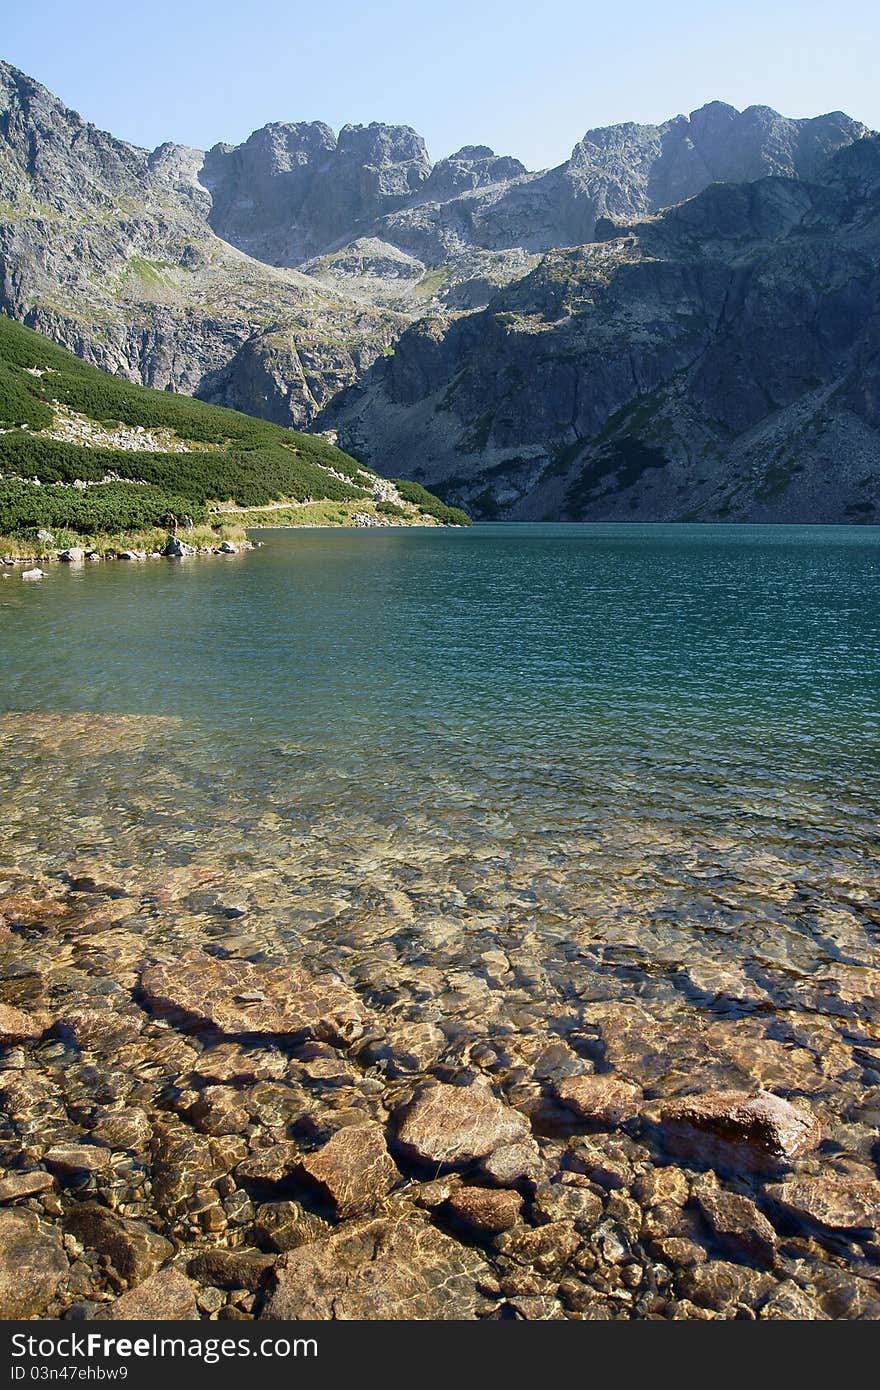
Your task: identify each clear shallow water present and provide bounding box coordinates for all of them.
[2,522,880,1314]
[1,523,879,1099]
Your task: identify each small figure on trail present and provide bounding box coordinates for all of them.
[168,513,178,537]
[183,514,194,534]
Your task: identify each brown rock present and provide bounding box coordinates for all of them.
[759,1280,827,1319]
[188,1086,251,1137]
[192,1043,289,1084]
[252,1200,331,1253]
[394,1080,531,1170]
[262,1214,489,1319]
[298,1123,399,1217]
[554,1074,643,1128]
[660,1090,821,1172]
[141,954,369,1045]
[0,1208,68,1317]
[0,1169,55,1202]
[235,1142,301,1184]
[679,1259,776,1313]
[632,1165,690,1208]
[478,1138,543,1186]
[530,1183,603,1233]
[106,1267,198,1320]
[64,1204,173,1285]
[44,1144,113,1175]
[766,1175,880,1233]
[0,1001,43,1044]
[691,1174,778,1266]
[89,1107,152,1152]
[495,1220,581,1278]
[186,1249,275,1291]
[446,1186,522,1234]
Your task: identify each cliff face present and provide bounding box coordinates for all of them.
[0,64,404,427]
[318,139,880,523]
[1,59,877,519]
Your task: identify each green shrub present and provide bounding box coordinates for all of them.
[375,499,408,518]
[393,478,471,525]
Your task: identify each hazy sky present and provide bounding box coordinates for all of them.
[5,1,878,169]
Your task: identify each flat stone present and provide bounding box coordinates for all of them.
[478,1138,543,1186]
[235,1142,301,1185]
[191,1043,288,1083]
[691,1173,778,1266]
[298,1123,400,1217]
[64,1203,173,1285]
[262,1214,489,1319]
[679,1259,776,1313]
[186,1249,275,1291]
[89,1108,152,1152]
[44,1144,113,1175]
[766,1175,880,1233]
[554,1074,643,1128]
[0,1001,44,1044]
[141,954,369,1045]
[106,1267,198,1320]
[0,1208,68,1317]
[659,1090,821,1172]
[445,1186,522,1234]
[0,1169,55,1202]
[394,1080,531,1170]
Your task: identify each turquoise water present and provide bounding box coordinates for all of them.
[1,523,879,1095]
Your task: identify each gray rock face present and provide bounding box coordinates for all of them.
[323,137,880,523]
[1,58,875,517]
[0,63,402,429]
[262,1213,490,1319]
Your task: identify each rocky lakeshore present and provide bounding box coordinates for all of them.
[1,714,879,1322]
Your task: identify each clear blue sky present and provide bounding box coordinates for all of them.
[5,0,878,169]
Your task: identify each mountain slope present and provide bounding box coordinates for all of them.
[0,314,468,550]
[316,138,880,523]
[0,63,404,430]
[0,60,871,427]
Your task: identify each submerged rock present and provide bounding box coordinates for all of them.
[765,1175,880,1234]
[0,1169,55,1202]
[64,1203,173,1286]
[690,1173,778,1266]
[262,1214,489,1319]
[659,1090,821,1171]
[554,1074,643,1128]
[0,1000,44,1043]
[0,1208,68,1318]
[105,1267,198,1320]
[394,1079,531,1170]
[140,953,369,1044]
[252,1200,331,1253]
[298,1122,400,1217]
[445,1185,522,1234]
